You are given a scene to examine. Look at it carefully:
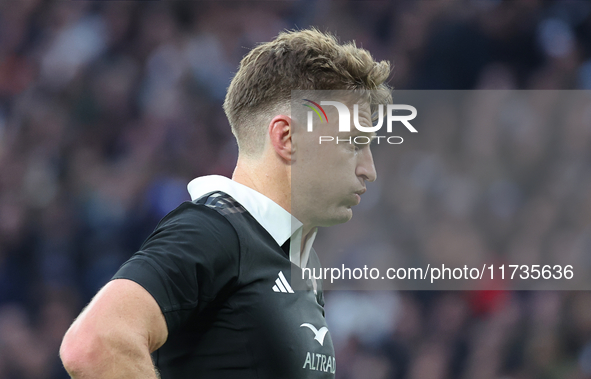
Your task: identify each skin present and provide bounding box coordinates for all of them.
[60,280,166,378]
[59,102,377,378]
[290,102,377,235]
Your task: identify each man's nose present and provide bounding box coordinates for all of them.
[356,148,377,182]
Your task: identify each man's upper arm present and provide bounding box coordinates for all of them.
[70,278,167,353]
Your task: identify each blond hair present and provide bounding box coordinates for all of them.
[223,28,392,156]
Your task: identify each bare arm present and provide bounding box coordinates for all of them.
[60,279,168,378]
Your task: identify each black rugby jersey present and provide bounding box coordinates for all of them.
[112,191,335,378]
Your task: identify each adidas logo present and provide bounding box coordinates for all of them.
[272,271,294,293]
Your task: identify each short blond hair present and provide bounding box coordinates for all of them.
[223,28,392,156]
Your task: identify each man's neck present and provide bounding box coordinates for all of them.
[232,155,316,244]
[231,157,291,214]
[301,226,314,240]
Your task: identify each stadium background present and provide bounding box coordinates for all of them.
[1,0,591,378]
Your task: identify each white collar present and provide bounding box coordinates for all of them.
[187,175,317,268]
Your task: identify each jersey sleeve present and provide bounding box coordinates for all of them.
[111,201,240,335]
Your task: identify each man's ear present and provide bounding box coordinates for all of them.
[268,115,292,162]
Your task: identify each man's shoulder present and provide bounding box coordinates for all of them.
[135,193,243,269]
[160,191,243,226]
[151,192,245,242]
[193,191,248,216]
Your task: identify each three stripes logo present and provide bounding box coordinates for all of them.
[272,271,294,293]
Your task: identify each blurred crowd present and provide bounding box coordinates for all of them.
[0,1,591,378]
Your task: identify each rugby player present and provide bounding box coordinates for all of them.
[60,28,391,379]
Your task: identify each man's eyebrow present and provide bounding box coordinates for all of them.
[358,131,377,138]
[344,130,376,138]
[347,127,376,138]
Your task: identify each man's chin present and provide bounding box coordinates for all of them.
[318,208,353,227]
